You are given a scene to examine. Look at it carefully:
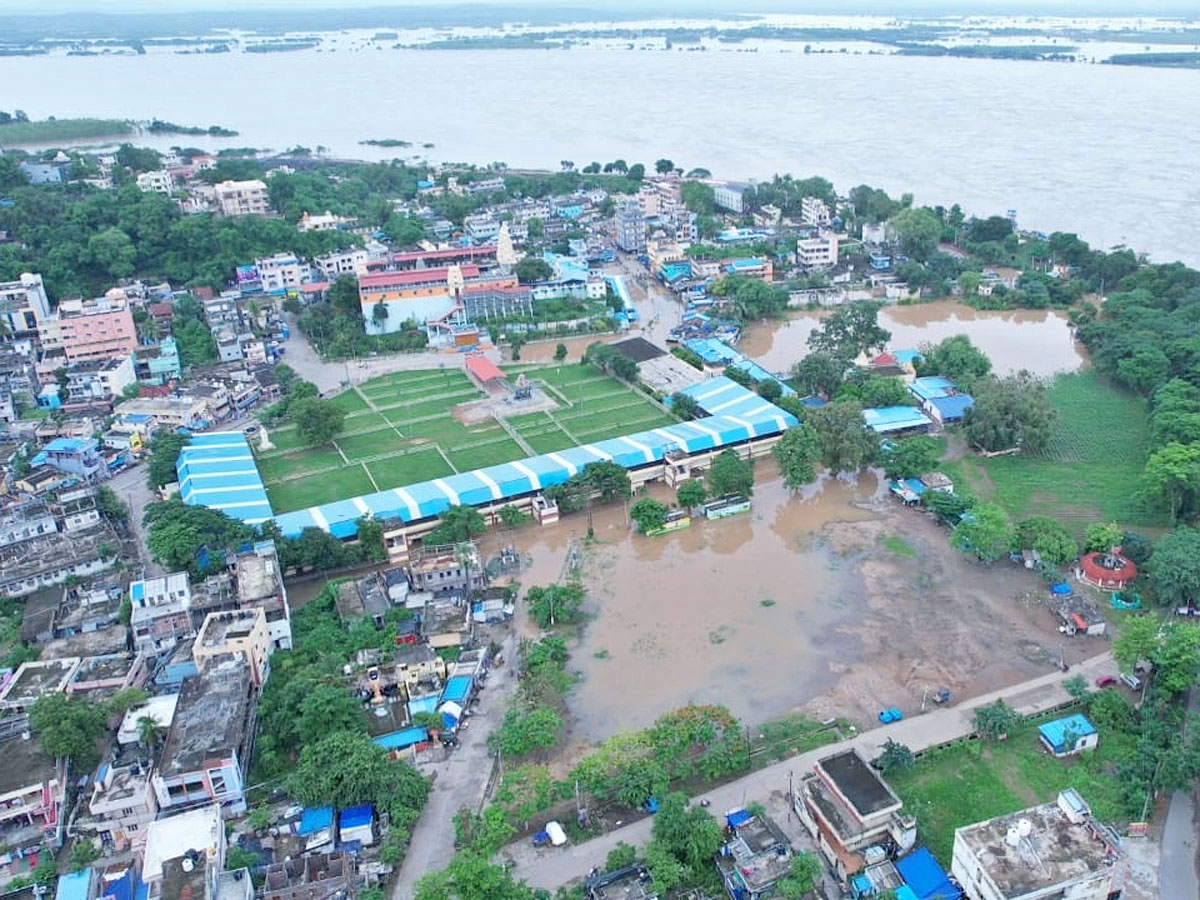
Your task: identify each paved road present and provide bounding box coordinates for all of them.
[1160,687,1199,900]
[105,464,165,577]
[503,652,1118,891]
[392,631,520,900]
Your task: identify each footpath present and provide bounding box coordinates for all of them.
[503,651,1117,892]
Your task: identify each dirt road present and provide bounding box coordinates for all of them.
[503,650,1117,892]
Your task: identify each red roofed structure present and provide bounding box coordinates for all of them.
[464,354,507,388]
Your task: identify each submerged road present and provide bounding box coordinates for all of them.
[502,651,1118,891]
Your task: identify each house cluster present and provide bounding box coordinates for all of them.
[0,539,384,900]
[330,540,510,758]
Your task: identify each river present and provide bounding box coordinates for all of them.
[1,40,1198,265]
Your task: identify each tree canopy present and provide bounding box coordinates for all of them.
[950,502,1014,561]
[806,402,880,473]
[917,334,993,387]
[773,424,821,490]
[424,505,487,545]
[807,303,891,360]
[290,397,345,446]
[707,449,754,498]
[963,372,1054,453]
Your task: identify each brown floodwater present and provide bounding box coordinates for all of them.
[739,301,1087,377]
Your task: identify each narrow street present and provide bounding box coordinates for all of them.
[391,631,520,900]
[1159,687,1200,900]
[502,652,1119,892]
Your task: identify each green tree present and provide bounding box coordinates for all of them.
[526,582,586,628]
[414,852,536,900]
[651,793,723,872]
[488,706,562,757]
[757,378,783,402]
[888,207,943,261]
[290,397,345,446]
[654,158,675,175]
[773,424,821,490]
[1152,623,1200,695]
[964,373,1054,453]
[94,485,129,522]
[973,699,1020,740]
[707,449,754,498]
[873,739,915,773]
[371,300,389,327]
[627,163,645,182]
[1063,674,1090,700]
[287,730,429,816]
[328,274,361,318]
[355,516,387,562]
[1142,443,1200,523]
[630,498,669,533]
[1014,517,1079,565]
[807,402,880,473]
[777,852,823,900]
[423,505,487,545]
[879,436,943,479]
[606,842,638,872]
[498,505,530,528]
[927,491,976,528]
[806,302,891,360]
[515,257,553,284]
[917,334,992,387]
[676,480,708,511]
[1149,529,1200,608]
[853,375,915,409]
[680,180,715,214]
[146,432,188,489]
[670,391,701,420]
[144,497,255,573]
[29,693,108,770]
[792,352,847,397]
[107,686,150,716]
[581,460,633,501]
[1085,521,1124,554]
[137,715,165,751]
[553,342,568,362]
[951,503,1013,562]
[298,684,363,737]
[1117,347,1172,395]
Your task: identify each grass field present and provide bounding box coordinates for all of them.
[257,365,676,513]
[888,714,1129,864]
[946,370,1153,533]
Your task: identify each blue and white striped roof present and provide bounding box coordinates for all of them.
[181,378,797,539]
[176,432,273,525]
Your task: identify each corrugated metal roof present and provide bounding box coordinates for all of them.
[176,432,273,525]
[862,406,933,433]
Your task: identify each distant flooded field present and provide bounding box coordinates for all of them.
[740,301,1087,377]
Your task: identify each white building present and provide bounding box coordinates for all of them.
[313,247,369,281]
[142,803,225,889]
[135,170,175,194]
[713,182,749,213]
[214,180,270,217]
[254,253,312,293]
[0,273,52,337]
[801,196,832,227]
[798,232,841,270]
[951,790,1124,900]
[297,210,354,232]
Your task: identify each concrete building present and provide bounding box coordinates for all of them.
[66,355,137,400]
[41,293,138,363]
[261,852,356,900]
[115,394,210,430]
[136,170,175,194]
[797,232,841,270]
[41,437,106,480]
[254,254,312,293]
[794,749,916,879]
[66,652,150,696]
[0,733,66,886]
[118,695,180,745]
[297,210,354,232]
[951,790,1123,900]
[129,572,195,655]
[152,655,256,815]
[134,337,183,384]
[232,541,291,650]
[214,180,271,217]
[1036,714,1099,758]
[408,542,484,595]
[0,657,81,710]
[713,182,749,213]
[0,273,52,338]
[86,760,159,850]
[194,608,271,687]
[313,247,369,281]
[614,199,646,253]
[0,523,118,599]
[715,809,794,900]
[142,804,225,892]
[357,266,519,335]
[801,195,832,227]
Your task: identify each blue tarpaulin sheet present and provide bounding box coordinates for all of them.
[896,847,962,900]
[726,808,752,828]
[298,806,334,835]
[339,804,373,830]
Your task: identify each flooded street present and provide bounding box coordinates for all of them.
[740,301,1086,377]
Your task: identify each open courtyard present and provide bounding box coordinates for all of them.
[254,364,678,514]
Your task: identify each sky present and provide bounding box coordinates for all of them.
[7,1,1200,14]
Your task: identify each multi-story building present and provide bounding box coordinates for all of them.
[951,790,1124,900]
[152,655,257,815]
[313,247,369,281]
[85,760,159,850]
[297,211,354,232]
[115,394,210,430]
[0,273,52,339]
[793,749,916,879]
[231,541,291,650]
[254,253,313,293]
[193,608,271,687]
[42,437,106,480]
[65,355,137,400]
[801,195,832,227]
[134,337,182,384]
[797,232,841,270]
[464,214,501,243]
[0,505,58,548]
[136,170,175,194]
[713,182,749,213]
[214,180,270,217]
[0,522,118,598]
[0,734,67,887]
[261,852,356,900]
[142,803,226,897]
[357,266,519,335]
[40,293,138,363]
[129,572,195,655]
[614,199,646,253]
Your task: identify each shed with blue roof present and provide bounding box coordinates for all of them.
[339,804,375,846]
[1037,713,1098,757]
[56,869,93,900]
[895,847,961,900]
[909,376,974,425]
[863,406,933,434]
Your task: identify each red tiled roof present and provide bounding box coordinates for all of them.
[393,246,496,263]
[872,352,899,366]
[358,265,480,288]
[300,282,330,292]
[465,354,506,384]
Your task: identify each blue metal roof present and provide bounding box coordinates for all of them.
[298,806,334,835]
[892,349,922,364]
[177,432,273,525]
[57,869,92,900]
[684,338,740,365]
[1038,713,1097,752]
[441,674,472,705]
[896,847,961,900]
[930,394,975,421]
[339,805,373,829]
[863,406,933,434]
[910,376,959,402]
[374,727,428,750]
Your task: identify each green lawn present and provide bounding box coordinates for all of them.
[254,364,675,513]
[947,370,1153,532]
[888,717,1131,864]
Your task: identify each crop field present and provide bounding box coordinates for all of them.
[256,365,676,514]
[946,370,1153,532]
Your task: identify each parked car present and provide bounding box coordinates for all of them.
[1094,675,1118,688]
[1119,672,1143,691]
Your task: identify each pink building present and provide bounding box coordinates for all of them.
[44,291,138,363]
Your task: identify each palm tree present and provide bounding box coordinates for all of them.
[137,715,164,752]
